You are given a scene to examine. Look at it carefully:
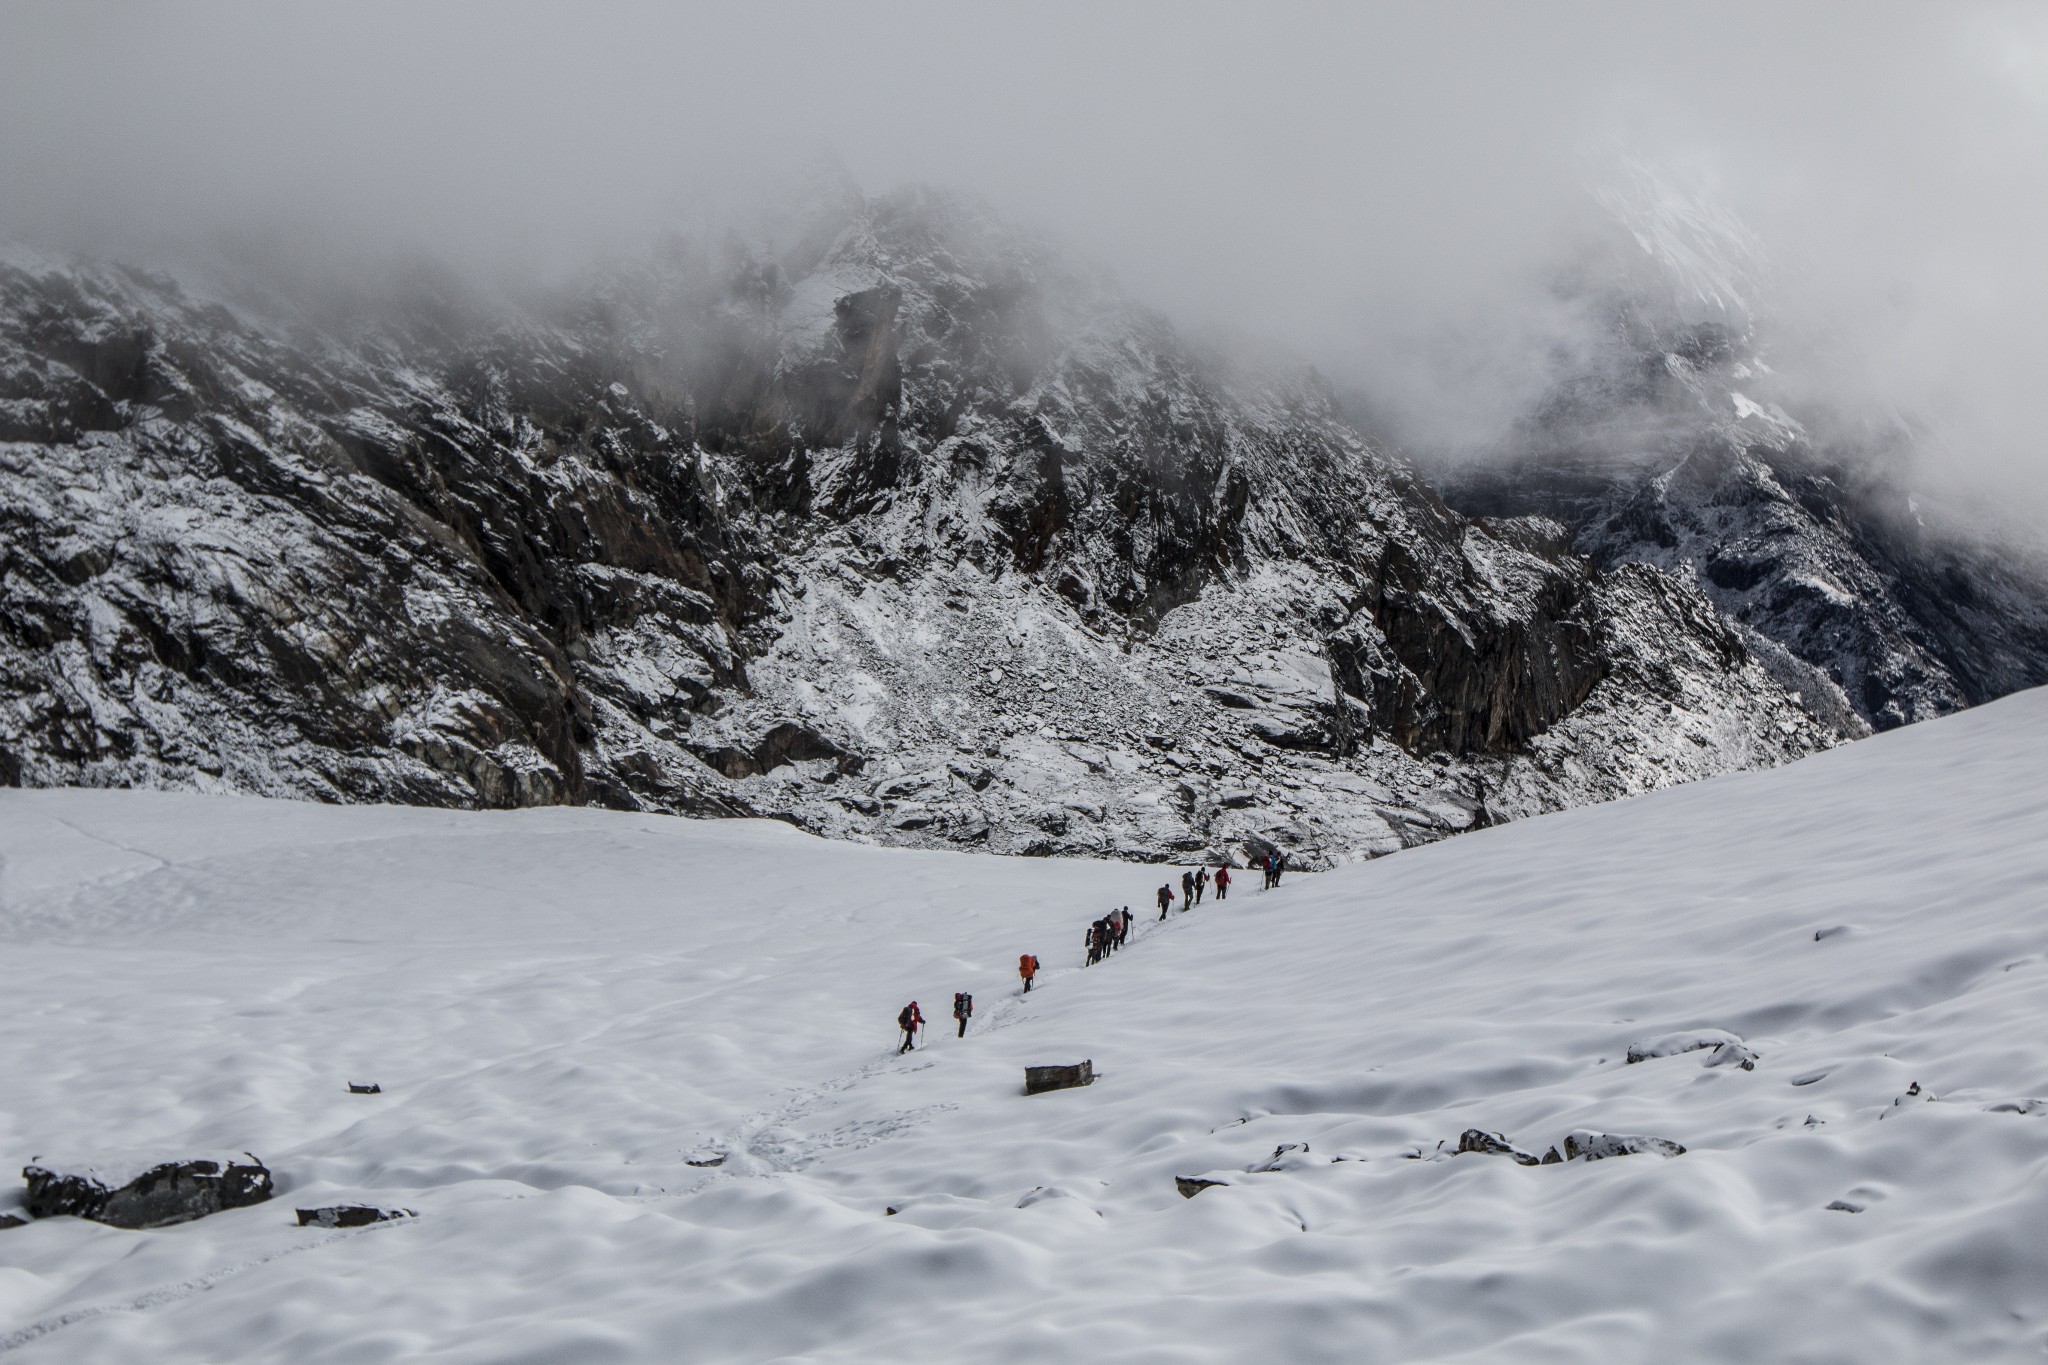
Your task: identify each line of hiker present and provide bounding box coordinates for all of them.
[893,851,1285,1049]
[1085,908,1133,964]
[1261,849,1287,889]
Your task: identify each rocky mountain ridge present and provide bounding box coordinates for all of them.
[0,188,1944,865]
[1435,283,2048,737]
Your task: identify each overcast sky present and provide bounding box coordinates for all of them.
[3,2,2043,510]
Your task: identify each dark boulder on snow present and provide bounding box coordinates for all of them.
[0,1213,26,1230]
[1024,1061,1095,1095]
[22,1154,274,1228]
[1175,1176,1229,1199]
[1455,1129,1542,1165]
[296,1205,415,1229]
[347,1082,382,1094]
[1560,1130,1686,1162]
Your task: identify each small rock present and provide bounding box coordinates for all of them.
[1175,1176,1229,1199]
[0,1214,26,1230]
[1024,1061,1095,1095]
[1824,1200,1864,1213]
[684,1153,727,1168]
[1253,1143,1311,1172]
[23,1155,274,1229]
[296,1205,415,1229]
[347,1082,382,1095]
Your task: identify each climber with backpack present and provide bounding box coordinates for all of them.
[1214,864,1232,901]
[897,1001,924,1054]
[1156,883,1175,920]
[1194,866,1208,905]
[952,991,973,1038]
[1181,868,1196,908]
[1019,952,1039,992]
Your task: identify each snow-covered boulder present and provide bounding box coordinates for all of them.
[1626,1029,1760,1070]
[1559,1131,1687,1162]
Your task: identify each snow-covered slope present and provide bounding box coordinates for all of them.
[3,687,2045,1361]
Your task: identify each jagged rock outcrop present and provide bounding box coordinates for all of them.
[0,188,1855,865]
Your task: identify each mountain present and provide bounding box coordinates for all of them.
[0,189,1860,864]
[1434,173,2048,737]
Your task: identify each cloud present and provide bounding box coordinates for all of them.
[3,1,2041,514]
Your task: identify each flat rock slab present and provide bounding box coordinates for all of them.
[1024,1061,1095,1094]
[296,1205,415,1229]
[1176,1176,1229,1199]
[23,1155,273,1228]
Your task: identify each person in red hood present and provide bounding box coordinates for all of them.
[1214,865,1232,901]
[897,1001,924,1053]
[1019,953,1039,992]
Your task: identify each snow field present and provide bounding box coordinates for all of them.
[2,687,2047,1361]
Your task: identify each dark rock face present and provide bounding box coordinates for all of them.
[1175,1176,1229,1198]
[23,1156,274,1228]
[0,189,1859,865]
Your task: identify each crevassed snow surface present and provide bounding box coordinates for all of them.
[2,690,2047,1362]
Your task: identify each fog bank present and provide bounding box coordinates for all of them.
[3,1,2042,515]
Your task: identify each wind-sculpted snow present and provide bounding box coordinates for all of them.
[0,193,1843,866]
[3,687,2046,1360]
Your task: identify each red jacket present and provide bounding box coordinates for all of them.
[1019,954,1039,978]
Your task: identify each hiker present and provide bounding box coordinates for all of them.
[897,1001,924,1054]
[1085,919,1103,965]
[1271,850,1286,887]
[1214,864,1231,901]
[1156,883,1175,920]
[1181,869,1196,908]
[1115,907,1130,948]
[1263,851,1278,890]
[1019,952,1039,992]
[953,991,973,1038]
[1194,867,1208,905]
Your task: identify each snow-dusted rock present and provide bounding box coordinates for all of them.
[1626,1029,1760,1070]
[1559,1131,1687,1162]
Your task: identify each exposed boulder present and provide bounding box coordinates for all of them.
[22,1154,274,1228]
[1175,1176,1229,1199]
[1455,1129,1543,1165]
[1024,1061,1095,1095]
